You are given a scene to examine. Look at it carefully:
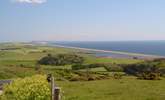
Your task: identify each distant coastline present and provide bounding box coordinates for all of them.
[52,44,165,59]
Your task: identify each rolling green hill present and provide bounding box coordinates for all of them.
[0,43,165,100]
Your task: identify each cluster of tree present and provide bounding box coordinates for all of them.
[38,54,84,66]
[122,58,165,80]
[123,58,165,74]
[123,63,157,75]
[72,63,123,72]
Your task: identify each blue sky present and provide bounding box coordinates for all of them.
[0,0,165,42]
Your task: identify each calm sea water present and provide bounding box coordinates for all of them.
[51,41,165,58]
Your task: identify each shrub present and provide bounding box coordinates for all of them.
[137,72,160,80]
[69,74,109,81]
[123,61,161,80]
[69,76,88,81]
[72,64,87,70]
[72,63,106,70]
[72,63,123,72]
[38,54,84,66]
[103,64,123,72]
[113,73,123,79]
[1,75,50,100]
[123,63,159,75]
[38,54,59,65]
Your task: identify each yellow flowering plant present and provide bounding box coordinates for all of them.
[1,75,50,100]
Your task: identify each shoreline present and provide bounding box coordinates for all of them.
[52,44,165,59]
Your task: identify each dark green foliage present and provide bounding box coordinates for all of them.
[123,58,165,75]
[69,73,109,81]
[123,59,163,80]
[38,54,58,65]
[123,63,157,75]
[137,72,160,80]
[69,76,88,81]
[72,63,124,72]
[160,69,165,77]
[38,54,84,66]
[42,50,47,53]
[103,64,123,72]
[72,64,86,70]
[72,63,106,70]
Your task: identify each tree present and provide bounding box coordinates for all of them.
[38,54,84,66]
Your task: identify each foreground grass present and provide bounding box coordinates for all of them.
[57,77,165,100]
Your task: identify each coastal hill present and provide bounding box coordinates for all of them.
[0,42,165,100]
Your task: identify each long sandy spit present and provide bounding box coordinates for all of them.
[52,44,165,58]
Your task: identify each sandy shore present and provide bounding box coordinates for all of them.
[53,44,165,59]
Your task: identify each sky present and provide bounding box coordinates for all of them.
[0,0,165,42]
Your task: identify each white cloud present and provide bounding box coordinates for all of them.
[14,0,47,4]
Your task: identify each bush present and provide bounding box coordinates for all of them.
[0,75,50,100]
[123,61,161,80]
[137,72,160,80]
[72,63,106,70]
[103,64,123,72]
[113,73,123,79]
[72,64,87,70]
[38,54,59,65]
[72,63,123,72]
[38,54,84,66]
[123,63,159,75]
[69,74,109,81]
[69,76,88,81]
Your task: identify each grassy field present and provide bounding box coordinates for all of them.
[0,43,164,100]
[57,77,165,100]
[0,43,142,79]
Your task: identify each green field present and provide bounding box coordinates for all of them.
[57,77,165,100]
[0,43,142,79]
[0,43,165,100]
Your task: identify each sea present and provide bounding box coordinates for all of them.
[50,41,165,58]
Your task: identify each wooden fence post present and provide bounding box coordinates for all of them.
[51,76,55,100]
[54,87,61,100]
[49,74,61,100]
